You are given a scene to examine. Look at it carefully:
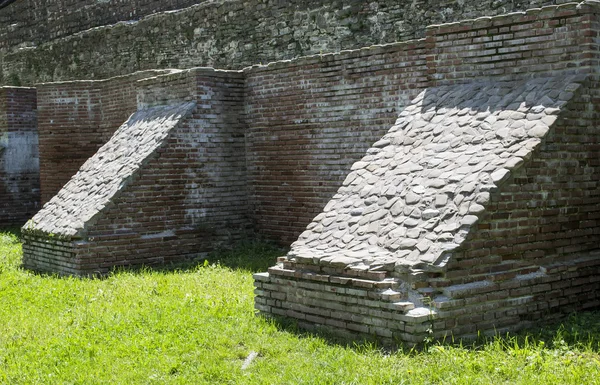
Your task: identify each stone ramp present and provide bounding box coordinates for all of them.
[26,102,196,238]
[254,75,584,344]
[288,76,580,273]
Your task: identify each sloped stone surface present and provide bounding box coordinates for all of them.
[288,76,582,272]
[26,102,196,237]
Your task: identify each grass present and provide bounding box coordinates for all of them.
[1,229,600,384]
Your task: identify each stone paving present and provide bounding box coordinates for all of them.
[26,102,196,237]
[287,75,581,274]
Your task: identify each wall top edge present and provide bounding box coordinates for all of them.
[427,1,599,32]
[34,69,177,87]
[0,86,36,90]
[136,66,245,86]
[242,38,427,74]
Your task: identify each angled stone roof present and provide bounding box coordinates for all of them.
[26,102,196,237]
[288,75,583,273]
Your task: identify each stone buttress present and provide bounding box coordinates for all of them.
[22,103,195,274]
[21,68,250,276]
[254,75,600,344]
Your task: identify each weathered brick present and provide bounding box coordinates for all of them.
[0,87,39,226]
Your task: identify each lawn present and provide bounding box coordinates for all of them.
[1,228,600,384]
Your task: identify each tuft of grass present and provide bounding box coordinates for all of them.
[1,228,600,384]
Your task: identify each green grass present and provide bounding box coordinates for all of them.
[1,229,600,384]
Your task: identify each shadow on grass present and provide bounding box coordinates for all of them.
[262,309,600,355]
[1,226,22,238]
[108,238,288,276]
[202,239,287,273]
[510,310,600,351]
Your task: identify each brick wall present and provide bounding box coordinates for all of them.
[23,68,250,275]
[1,0,575,86]
[37,70,171,203]
[432,80,600,338]
[253,3,600,345]
[21,1,600,295]
[425,2,600,85]
[245,2,600,244]
[78,69,249,274]
[245,41,428,244]
[423,6,600,332]
[36,80,101,204]
[0,86,38,226]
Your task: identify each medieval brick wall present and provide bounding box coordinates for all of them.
[246,1,600,244]
[245,41,428,244]
[32,2,600,241]
[253,2,600,345]
[36,80,102,204]
[0,0,574,86]
[434,80,600,338]
[426,4,600,85]
[77,69,249,274]
[0,86,38,226]
[37,70,171,203]
[23,68,250,275]
[21,1,600,297]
